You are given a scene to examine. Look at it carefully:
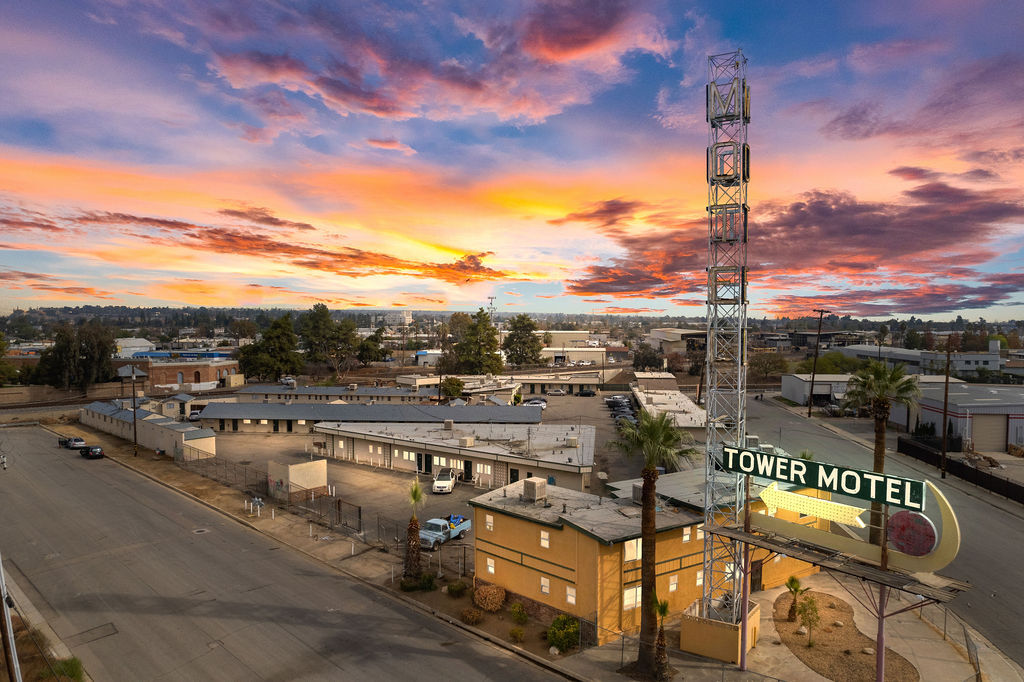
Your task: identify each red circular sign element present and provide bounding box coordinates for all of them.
[887,511,937,556]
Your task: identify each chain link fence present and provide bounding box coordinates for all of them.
[174,446,362,534]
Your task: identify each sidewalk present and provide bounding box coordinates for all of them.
[28,420,1021,681]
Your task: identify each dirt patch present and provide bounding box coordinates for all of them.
[773,590,919,682]
[394,577,564,661]
[3,613,83,681]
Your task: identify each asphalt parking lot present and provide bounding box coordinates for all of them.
[533,390,645,486]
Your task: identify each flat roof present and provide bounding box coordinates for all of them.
[316,422,595,468]
[239,384,437,398]
[470,479,702,544]
[200,403,543,423]
[710,524,969,603]
[787,374,962,384]
[919,383,1024,409]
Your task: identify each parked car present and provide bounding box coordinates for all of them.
[431,468,462,494]
[546,388,567,396]
[577,389,596,397]
[188,410,202,421]
[79,446,104,459]
[419,514,472,550]
[524,399,547,410]
[59,437,86,449]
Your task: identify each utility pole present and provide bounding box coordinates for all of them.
[940,336,952,479]
[131,365,139,457]
[807,308,829,418]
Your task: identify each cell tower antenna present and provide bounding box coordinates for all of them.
[702,48,750,624]
[487,296,496,319]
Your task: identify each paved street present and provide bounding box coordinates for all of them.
[0,425,560,681]
[748,395,1024,667]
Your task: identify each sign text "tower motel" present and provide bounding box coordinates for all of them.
[720,445,925,511]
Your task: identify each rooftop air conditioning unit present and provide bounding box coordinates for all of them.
[460,436,475,447]
[443,419,454,431]
[566,436,578,448]
[523,477,547,503]
[746,435,760,449]
[632,482,643,506]
[348,383,358,391]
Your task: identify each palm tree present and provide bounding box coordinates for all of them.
[611,411,688,678]
[655,598,671,679]
[785,575,809,622]
[843,361,920,544]
[403,478,424,579]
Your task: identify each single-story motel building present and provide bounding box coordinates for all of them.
[81,400,216,458]
[314,421,595,490]
[470,472,823,653]
[196,403,542,435]
[236,383,439,404]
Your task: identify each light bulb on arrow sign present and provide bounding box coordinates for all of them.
[758,482,867,528]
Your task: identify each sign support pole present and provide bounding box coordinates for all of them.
[739,474,751,671]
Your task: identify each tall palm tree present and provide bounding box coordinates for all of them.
[404,478,424,579]
[843,361,920,544]
[611,411,687,679]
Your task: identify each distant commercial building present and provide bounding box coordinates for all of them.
[114,337,156,358]
[783,373,961,415]
[838,342,1004,378]
[646,328,706,354]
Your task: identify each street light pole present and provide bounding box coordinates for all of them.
[807,308,829,418]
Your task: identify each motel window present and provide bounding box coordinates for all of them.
[682,527,691,542]
[669,575,678,592]
[297,420,305,425]
[260,419,268,425]
[486,558,495,574]
[450,459,461,469]
[623,585,641,611]
[540,577,550,595]
[485,514,494,531]
[439,457,446,466]
[243,419,251,424]
[696,528,704,541]
[566,586,576,605]
[540,530,550,549]
[433,455,440,466]
[624,538,641,563]
[477,463,492,475]
[696,570,704,586]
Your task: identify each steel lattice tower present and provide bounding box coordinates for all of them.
[701,49,749,622]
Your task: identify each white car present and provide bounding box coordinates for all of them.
[432,468,461,494]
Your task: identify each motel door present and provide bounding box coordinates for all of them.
[417,452,432,475]
[750,560,763,593]
[510,468,519,484]
[463,460,473,481]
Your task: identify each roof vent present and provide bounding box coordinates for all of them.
[443,419,454,431]
[459,435,475,447]
[566,436,578,448]
[523,477,547,503]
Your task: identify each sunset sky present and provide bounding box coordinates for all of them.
[2,1,1023,320]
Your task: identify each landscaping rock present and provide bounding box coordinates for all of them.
[549,646,560,656]
[833,620,844,627]
[796,626,807,636]
[862,647,875,655]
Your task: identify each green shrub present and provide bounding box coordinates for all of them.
[447,580,468,598]
[461,608,483,625]
[418,573,436,591]
[41,657,84,681]
[399,577,420,592]
[473,584,506,612]
[509,626,525,644]
[510,601,529,625]
[546,614,580,653]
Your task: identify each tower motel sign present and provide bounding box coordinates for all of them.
[720,445,925,512]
